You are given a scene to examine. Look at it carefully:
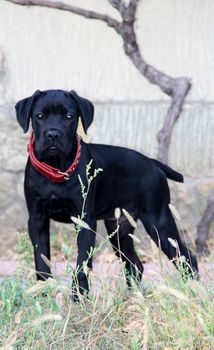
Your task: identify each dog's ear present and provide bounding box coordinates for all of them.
[15,90,41,133]
[69,90,94,134]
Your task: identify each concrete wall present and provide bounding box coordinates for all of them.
[0,0,213,257]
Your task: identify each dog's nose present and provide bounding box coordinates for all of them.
[45,129,62,140]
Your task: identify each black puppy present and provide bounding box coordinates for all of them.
[15,89,198,295]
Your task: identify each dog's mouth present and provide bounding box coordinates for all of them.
[35,139,72,158]
[49,146,57,151]
[47,146,58,154]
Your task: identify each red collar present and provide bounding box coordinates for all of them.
[27,131,81,182]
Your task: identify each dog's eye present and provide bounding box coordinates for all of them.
[35,113,45,120]
[66,114,74,120]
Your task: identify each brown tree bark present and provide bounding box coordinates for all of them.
[5,0,191,164]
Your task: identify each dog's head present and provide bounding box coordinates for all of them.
[15,89,94,158]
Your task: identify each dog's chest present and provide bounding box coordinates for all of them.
[48,194,60,207]
[47,194,75,223]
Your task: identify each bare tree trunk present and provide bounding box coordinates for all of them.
[196,191,214,255]
[117,7,191,163]
[5,0,191,164]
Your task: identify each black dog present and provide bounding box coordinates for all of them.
[15,89,198,295]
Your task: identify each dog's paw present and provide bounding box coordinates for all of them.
[71,287,88,303]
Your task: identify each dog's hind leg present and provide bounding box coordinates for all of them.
[104,218,144,287]
[139,205,198,276]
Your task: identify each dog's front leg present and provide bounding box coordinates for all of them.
[28,214,51,281]
[74,215,96,298]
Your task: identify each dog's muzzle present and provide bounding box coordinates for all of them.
[27,131,82,182]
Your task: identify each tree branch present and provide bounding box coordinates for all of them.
[112,0,191,163]
[108,0,122,12]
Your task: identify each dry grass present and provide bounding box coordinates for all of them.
[0,232,214,350]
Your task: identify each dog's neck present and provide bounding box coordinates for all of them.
[37,138,78,173]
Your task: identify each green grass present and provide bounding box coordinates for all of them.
[0,233,214,350]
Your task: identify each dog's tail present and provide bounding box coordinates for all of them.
[152,159,184,183]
